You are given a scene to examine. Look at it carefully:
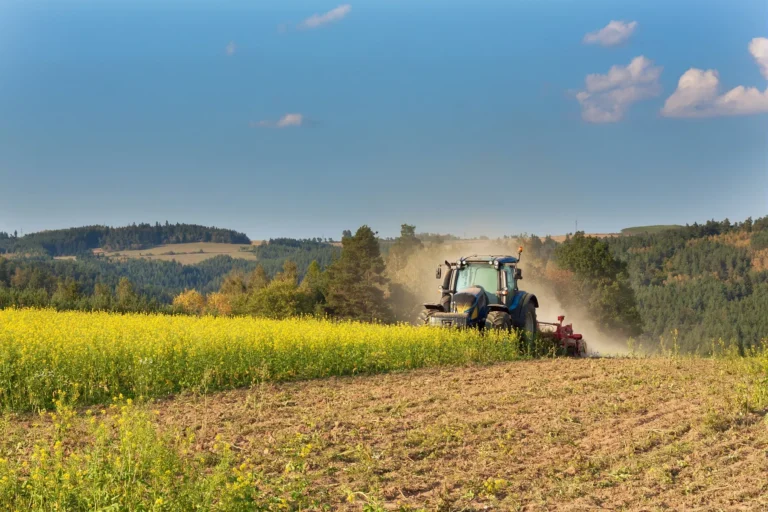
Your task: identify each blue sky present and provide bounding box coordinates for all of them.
[1,0,766,240]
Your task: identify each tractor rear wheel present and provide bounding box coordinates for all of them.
[522,302,538,336]
[416,308,436,326]
[485,311,512,331]
[521,302,538,352]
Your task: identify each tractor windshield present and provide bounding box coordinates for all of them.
[454,265,498,294]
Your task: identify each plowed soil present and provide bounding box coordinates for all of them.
[148,358,768,510]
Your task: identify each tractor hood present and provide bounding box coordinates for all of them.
[452,286,488,320]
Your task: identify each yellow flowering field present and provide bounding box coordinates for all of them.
[0,308,531,411]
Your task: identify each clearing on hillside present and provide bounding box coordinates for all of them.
[95,242,261,264]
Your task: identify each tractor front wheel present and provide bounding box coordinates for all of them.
[416,308,436,326]
[485,311,512,331]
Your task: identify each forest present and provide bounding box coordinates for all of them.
[605,217,768,351]
[0,237,340,311]
[1,217,767,353]
[242,238,340,276]
[0,222,250,256]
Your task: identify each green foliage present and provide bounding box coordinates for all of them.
[386,224,423,272]
[244,238,340,279]
[300,260,328,313]
[244,261,314,319]
[521,234,558,263]
[325,226,393,323]
[554,233,642,337]
[0,255,260,310]
[751,230,768,251]
[555,232,623,281]
[620,225,684,235]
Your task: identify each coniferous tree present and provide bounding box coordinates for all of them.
[386,224,423,273]
[325,225,392,322]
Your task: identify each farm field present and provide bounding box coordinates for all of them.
[95,242,262,264]
[0,309,537,412]
[0,357,766,510]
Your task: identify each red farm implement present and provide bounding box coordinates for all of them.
[538,315,587,356]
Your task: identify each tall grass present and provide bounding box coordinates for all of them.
[0,309,537,412]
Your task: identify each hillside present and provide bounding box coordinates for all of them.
[2,357,766,510]
[605,217,768,351]
[0,223,250,257]
[621,225,684,235]
[0,238,340,308]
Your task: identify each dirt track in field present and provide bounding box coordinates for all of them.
[154,358,768,511]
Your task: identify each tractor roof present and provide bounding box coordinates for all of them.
[459,255,519,265]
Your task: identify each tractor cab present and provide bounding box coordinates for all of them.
[441,255,521,306]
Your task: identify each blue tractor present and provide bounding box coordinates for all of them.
[416,248,539,336]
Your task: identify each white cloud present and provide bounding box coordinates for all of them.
[583,20,638,47]
[661,38,768,118]
[251,114,304,128]
[576,56,662,123]
[276,113,303,127]
[299,4,351,29]
[225,41,237,56]
[749,37,768,79]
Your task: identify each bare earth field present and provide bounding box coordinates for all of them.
[7,357,765,510]
[95,242,260,264]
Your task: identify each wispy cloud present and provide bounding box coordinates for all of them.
[299,4,351,30]
[661,38,768,118]
[225,41,237,56]
[251,114,305,128]
[576,56,662,123]
[583,20,638,47]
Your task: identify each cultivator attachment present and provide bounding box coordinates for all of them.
[538,315,587,357]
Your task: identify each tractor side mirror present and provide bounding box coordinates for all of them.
[436,265,442,279]
[514,268,522,280]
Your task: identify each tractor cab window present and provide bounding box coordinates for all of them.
[454,265,498,302]
[505,267,516,291]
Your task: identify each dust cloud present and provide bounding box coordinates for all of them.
[388,239,633,356]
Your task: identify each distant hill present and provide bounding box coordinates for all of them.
[606,217,768,351]
[621,225,684,236]
[0,223,250,257]
[0,237,339,307]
